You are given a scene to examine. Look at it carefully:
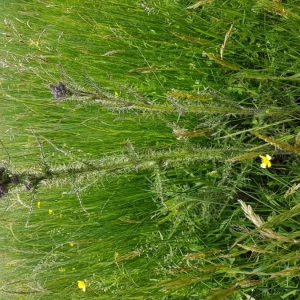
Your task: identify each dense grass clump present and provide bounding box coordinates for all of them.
[1,0,300,299]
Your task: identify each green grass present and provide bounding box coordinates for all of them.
[1,0,300,299]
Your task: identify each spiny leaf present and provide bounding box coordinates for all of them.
[167,89,213,101]
[228,152,262,162]
[253,131,300,155]
[173,128,210,140]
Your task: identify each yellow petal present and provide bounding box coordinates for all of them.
[77,280,86,292]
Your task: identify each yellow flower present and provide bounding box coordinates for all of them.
[77,280,86,292]
[29,40,41,50]
[37,201,41,208]
[259,154,272,168]
[70,242,74,247]
[48,209,53,215]
[29,40,39,46]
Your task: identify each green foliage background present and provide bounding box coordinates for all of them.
[1,0,300,299]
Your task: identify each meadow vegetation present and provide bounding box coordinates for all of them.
[1,0,300,299]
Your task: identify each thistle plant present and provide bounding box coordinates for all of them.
[2,0,300,299]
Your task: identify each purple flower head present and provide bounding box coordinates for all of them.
[49,82,68,99]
